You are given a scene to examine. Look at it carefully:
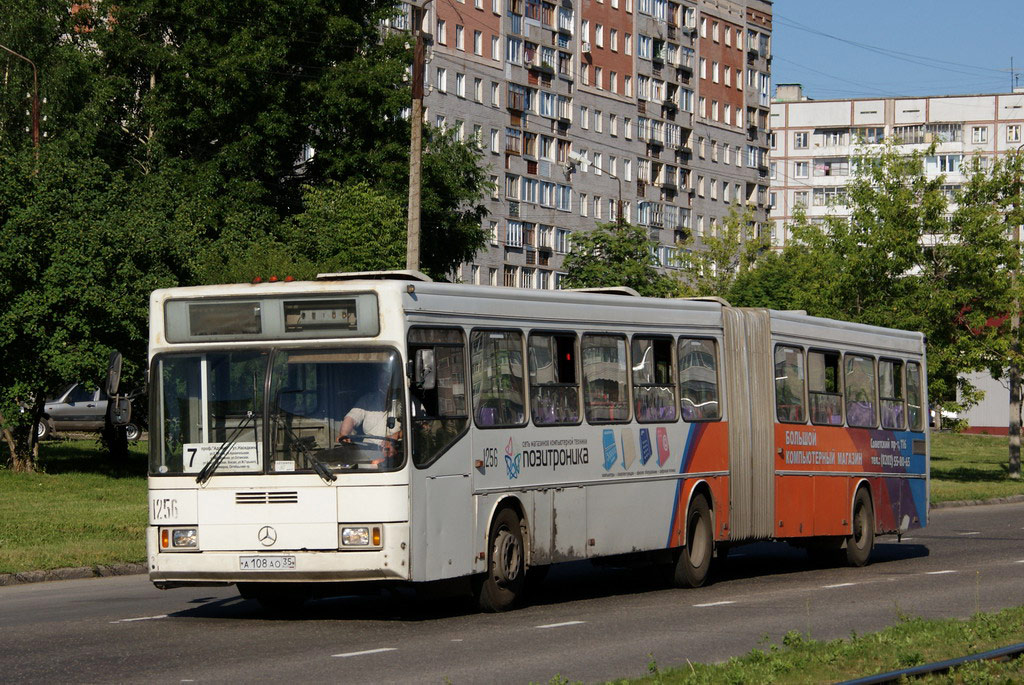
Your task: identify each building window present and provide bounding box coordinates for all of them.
[474,30,483,55]
[794,161,809,178]
[1008,125,1022,143]
[436,67,447,92]
[455,24,464,50]
[972,126,988,144]
[437,19,447,45]
[794,131,808,149]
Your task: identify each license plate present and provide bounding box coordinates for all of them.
[239,555,296,571]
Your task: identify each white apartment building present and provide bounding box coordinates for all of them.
[769,84,1024,247]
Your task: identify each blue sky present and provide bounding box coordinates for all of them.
[771,1,1024,100]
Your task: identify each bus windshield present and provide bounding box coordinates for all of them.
[151,348,405,476]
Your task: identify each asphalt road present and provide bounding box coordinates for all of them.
[2,502,1023,684]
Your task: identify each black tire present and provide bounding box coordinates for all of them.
[477,508,526,612]
[673,493,713,588]
[36,420,51,441]
[845,488,875,567]
[124,423,141,442]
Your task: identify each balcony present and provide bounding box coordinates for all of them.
[507,92,525,112]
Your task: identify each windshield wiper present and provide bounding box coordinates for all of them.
[273,412,337,483]
[195,410,257,485]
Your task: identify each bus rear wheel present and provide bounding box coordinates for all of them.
[673,493,712,588]
[476,508,525,612]
[845,488,875,567]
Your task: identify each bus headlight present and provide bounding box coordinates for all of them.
[340,525,382,549]
[159,526,199,551]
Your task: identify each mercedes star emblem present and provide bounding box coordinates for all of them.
[257,526,277,546]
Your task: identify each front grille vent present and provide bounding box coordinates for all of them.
[236,491,299,505]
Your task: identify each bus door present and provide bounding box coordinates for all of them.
[722,308,775,541]
[407,327,474,582]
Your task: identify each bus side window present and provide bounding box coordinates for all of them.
[470,329,527,428]
[844,354,877,428]
[678,338,721,421]
[581,334,631,423]
[632,336,677,423]
[774,345,806,424]
[408,328,469,467]
[906,361,924,431]
[808,349,842,426]
[528,332,581,426]
[879,359,905,430]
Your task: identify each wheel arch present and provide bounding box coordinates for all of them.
[850,478,875,534]
[482,494,533,568]
[683,479,715,548]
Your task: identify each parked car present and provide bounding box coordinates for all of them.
[37,382,142,441]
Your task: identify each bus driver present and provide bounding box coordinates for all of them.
[337,367,402,460]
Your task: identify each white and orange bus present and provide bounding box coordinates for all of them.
[146,271,928,611]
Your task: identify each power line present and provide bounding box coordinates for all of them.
[773,14,1005,78]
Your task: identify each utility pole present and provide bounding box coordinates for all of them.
[0,43,40,160]
[406,1,432,272]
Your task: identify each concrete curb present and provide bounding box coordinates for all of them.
[2,496,1023,587]
[0,563,147,587]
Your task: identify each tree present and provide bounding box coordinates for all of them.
[562,222,680,297]
[954,152,1024,479]
[734,142,1017,437]
[675,205,768,299]
[0,1,493,469]
[0,146,179,471]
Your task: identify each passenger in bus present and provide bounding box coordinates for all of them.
[337,367,402,460]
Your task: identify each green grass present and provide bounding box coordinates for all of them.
[608,607,1024,684]
[0,438,148,574]
[930,432,1024,503]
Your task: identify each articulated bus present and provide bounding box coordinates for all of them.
[146,271,929,611]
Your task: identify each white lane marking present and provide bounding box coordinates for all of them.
[926,570,957,575]
[332,648,398,658]
[109,614,168,624]
[536,620,586,629]
[823,582,857,589]
[693,601,735,608]
[958,531,981,536]
[900,537,913,541]
[1016,560,1024,564]
[451,639,464,642]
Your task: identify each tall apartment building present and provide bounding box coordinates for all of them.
[402,0,772,287]
[769,84,1024,247]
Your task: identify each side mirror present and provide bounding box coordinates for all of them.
[414,349,436,391]
[106,351,123,397]
[110,397,132,426]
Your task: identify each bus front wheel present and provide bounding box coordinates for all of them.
[674,493,712,588]
[476,508,525,612]
[845,488,875,567]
